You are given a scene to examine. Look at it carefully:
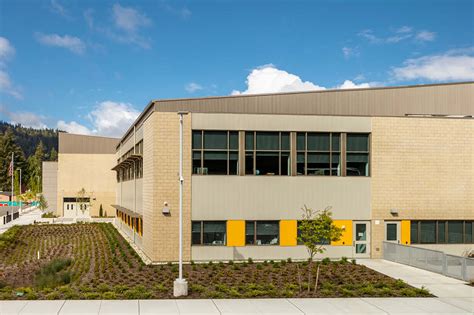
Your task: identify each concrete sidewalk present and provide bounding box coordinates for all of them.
[0,297,472,315]
[0,208,41,235]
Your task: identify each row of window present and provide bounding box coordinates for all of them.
[116,210,143,236]
[410,221,474,244]
[192,131,370,176]
[116,141,144,182]
[192,221,281,246]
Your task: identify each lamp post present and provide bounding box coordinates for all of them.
[18,168,22,212]
[174,111,188,297]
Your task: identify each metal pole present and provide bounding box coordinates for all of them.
[178,113,184,281]
[11,152,14,205]
[19,168,22,212]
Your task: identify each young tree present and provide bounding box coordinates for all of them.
[49,147,58,161]
[76,188,91,215]
[27,141,46,193]
[99,204,103,217]
[38,194,48,211]
[297,205,343,292]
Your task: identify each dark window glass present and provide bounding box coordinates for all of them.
[297,133,305,151]
[307,153,330,176]
[229,132,238,150]
[438,221,446,243]
[192,221,201,245]
[245,132,254,150]
[307,133,329,151]
[256,151,279,175]
[347,134,369,151]
[281,152,290,176]
[229,152,238,175]
[296,153,305,175]
[281,132,290,150]
[386,223,397,241]
[204,131,227,149]
[245,152,254,175]
[245,221,255,245]
[256,132,279,150]
[256,221,279,245]
[203,221,226,245]
[465,221,472,243]
[331,153,341,176]
[420,221,436,243]
[203,151,227,175]
[332,134,340,151]
[192,151,202,174]
[192,131,202,149]
[448,221,463,243]
[346,153,369,176]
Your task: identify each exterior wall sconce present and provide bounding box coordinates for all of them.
[390,209,399,216]
[162,202,170,215]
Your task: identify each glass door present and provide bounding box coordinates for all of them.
[353,221,370,257]
[385,221,401,243]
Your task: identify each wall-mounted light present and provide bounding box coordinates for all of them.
[390,209,399,216]
[162,202,170,215]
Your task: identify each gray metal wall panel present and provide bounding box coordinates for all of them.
[42,161,58,213]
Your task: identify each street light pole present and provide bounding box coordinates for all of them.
[18,168,22,212]
[174,111,188,297]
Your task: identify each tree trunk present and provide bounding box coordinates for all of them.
[314,263,320,294]
[296,263,302,292]
[307,259,312,293]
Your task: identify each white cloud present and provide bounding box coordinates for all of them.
[415,30,436,42]
[232,65,373,95]
[0,70,22,99]
[342,46,359,59]
[57,101,140,137]
[0,37,15,63]
[161,2,192,19]
[337,80,371,89]
[185,82,203,93]
[0,106,47,128]
[396,26,413,33]
[57,120,92,135]
[392,49,474,81]
[35,33,86,54]
[50,0,68,18]
[112,4,151,32]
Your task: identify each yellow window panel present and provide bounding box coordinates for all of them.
[331,220,352,246]
[280,220,297,246]
[227,220,245,247]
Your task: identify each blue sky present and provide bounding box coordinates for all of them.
[0,0,473,137]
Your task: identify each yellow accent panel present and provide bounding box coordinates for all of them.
[227,220,245,247]
[331,220,352,246]
[280,220,297,246]
[401,220,411,245]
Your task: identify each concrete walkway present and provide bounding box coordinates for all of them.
[0,297,472,315]
[0,207,41,234]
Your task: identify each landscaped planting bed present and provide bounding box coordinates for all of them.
[0,223,431,299]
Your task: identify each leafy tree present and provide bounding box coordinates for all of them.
[99,204,103,217]
[38,194,48,211]
[0,128,27,192]
[27,141,46,193]
[297,205,343,292]
[49,147,58,161]
[76,188,91,215]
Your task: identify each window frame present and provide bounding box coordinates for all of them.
[191,220,227,246]
[410,220,474,244]
[192,130,239,175]
[296,132,341,176]
[345,133,371,177]
[245,131,291,176]
[245,220,280,245]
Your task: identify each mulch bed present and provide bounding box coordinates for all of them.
[0,223,432,300]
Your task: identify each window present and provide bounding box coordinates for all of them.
[448,221,463,244]
[420,221,436,243]
[245,221,279,245]
[296,132,341,176]
[191,221,226,245]
[245,132,290,175]
[411,221,473,244]
[192,131,238,175]
[386,223,397,241]
[346,133,370,176]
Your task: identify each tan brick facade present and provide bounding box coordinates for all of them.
[142,112,192,262]
[371,117,474,257]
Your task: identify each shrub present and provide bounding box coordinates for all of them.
[321,257,331,265]
[340,256,348,264]
[154,283,167,292]
[190,284,205,293]
[247,257,253,264]
[286,257,292,263]
[35,258,73,289]
[256,264,263,270]
[351,259,356,265]
[102,291,117,299]
[83,292,100,299]
[399,288,416,297]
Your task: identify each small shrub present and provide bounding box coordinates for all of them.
[247,257,253,264]
[102,291,117,299]
[83,292,101,299]
[190,284,205,293]
[228,260,234,265]
[321,257,331,265]
[263,260,268,266]
[351,259,356,265]
[340,256,348,264]
[154,283,167,292]
[280,259,286,266]
[256,264,263,270]
[190,260,195,265]
[286,257,292,263]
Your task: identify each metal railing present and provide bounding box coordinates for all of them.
[383,241,474,282]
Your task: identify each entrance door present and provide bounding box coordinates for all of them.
[63,202,76,218]
[353,221,370,257]
[385,221,401,243]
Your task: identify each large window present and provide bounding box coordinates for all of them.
[346,133,370,176]
[191,221,226,245]
[296,133,341,176]
[245,221,279,245]
[245,132,290,175]
[411,220,474,244]
[192,131,238,175]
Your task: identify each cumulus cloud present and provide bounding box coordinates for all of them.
[392,49,474,81]
[0,70,22,99]
[231,65,372,95]
[0,106,47,128]
[185,82,203,93]
[57,101,140,137]
[35,33,86,54]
